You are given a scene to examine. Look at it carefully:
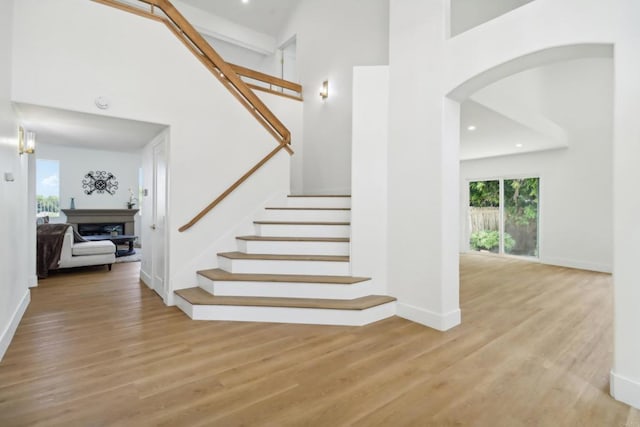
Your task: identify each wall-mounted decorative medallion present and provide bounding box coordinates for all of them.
[82,171,119,195]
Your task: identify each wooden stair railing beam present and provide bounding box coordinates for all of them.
[93,0,299,232]
[178,144,287,232]
[160,24,290,146]
[93,0,293,152]
[138,0,291,148]
[229,63,303,101]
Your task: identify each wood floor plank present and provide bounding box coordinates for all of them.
[0,256,637,426]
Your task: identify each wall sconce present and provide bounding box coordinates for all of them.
[319,80,329,100]
[18,127,36,155]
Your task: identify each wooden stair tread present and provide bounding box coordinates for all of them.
[237,235,349,243]
[254,221,350,225]
[218,251,349,262]
[287,195,351,198]
[175,287,395,310]
[265,207,351,211]
[197,268,369,284]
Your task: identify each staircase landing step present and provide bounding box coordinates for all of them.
[237,235,349,243]
[175,287,395,310]
[217,251,348,262]
[197,268,369,284]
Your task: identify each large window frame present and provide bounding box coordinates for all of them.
[467,175,540,260]
[36,159,61,218]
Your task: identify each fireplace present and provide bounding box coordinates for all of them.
[77,222,125,236]
[62,209,139,236]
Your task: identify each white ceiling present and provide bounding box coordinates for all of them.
[460,57,613,160]
[14,103,166,152]
[179,0,298,37]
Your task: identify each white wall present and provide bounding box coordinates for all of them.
[351,66,389,295]
[387,0,461,331]
[0,0,30,361]
[172,0,276,56]
[12,0,291,298]
[450,0,534,37]
[278,0,389,194]
[36,143,142,214]
[205,36,277,76]
[461,141,612,272]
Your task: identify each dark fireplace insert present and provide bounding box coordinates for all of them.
[77,223,125,236]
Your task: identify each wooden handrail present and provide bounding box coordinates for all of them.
[93,0,299,232]
[94,0,294,151]
[178,144,289,232]
[229,63,303,101]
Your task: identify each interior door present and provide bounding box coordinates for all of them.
[151,140,167,298]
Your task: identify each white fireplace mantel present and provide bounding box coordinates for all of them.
[62,209,139,235]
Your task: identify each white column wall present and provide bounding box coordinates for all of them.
[0,0,30,361]
[610,1,640,409]
[351,66,389,295]
[387,0,461,331]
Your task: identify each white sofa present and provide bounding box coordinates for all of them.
[55,226,116,271]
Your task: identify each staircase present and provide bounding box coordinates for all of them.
[174,195,396,326]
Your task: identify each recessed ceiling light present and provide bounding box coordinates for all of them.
[515,143,523,148]
[242,0,249,3]
[467,125,476,131]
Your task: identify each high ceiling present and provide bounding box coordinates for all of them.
[178,0,298,37]
[460,57,613,160]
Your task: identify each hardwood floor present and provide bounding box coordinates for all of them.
[1,255,638,426]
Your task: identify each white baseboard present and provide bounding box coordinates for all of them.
[28,275,38,288]
[542,256,612,273]
[140,269,152,289]
[0,290,30,362]
[611,370,640,410]
[396,302,461,331]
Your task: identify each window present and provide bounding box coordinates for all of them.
[36,159,60,217]
[469,177,539,258]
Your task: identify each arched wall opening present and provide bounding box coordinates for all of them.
[446,44,613,271]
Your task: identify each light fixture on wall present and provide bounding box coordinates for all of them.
[18,127,36,155]
[320,80,329,100]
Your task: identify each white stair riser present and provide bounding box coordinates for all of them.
[262,209,351,222]
[255,224,350,238]
[175,295,396,326]
[218,256,350,275]
[285,197,351,208]
[198,277,371,299]
[237,240,350,256]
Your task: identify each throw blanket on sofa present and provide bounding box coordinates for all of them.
[37,224,69,279]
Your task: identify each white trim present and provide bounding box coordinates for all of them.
[28,275,38,288]
[542,257,611,273]
[610,370,640,410]
[174,295,396,326]
[140,269,152,288]
[0,290,30,361]
[396,302,461,331]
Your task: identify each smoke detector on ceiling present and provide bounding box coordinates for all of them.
[95,96,110,110]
